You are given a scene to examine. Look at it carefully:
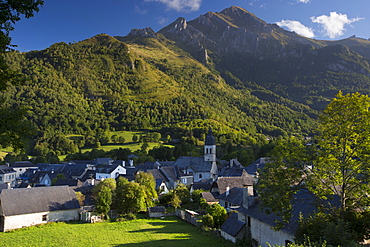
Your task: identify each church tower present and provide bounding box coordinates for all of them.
[204,128,216,162]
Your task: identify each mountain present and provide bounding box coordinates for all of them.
[4,6,370,156]
[158,6,370,110]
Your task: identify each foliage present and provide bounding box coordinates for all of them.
[295,213,361,247]
[206,203,227,228]
[95,186,113,219]
[257,92,370,242]
[202,213,214,228]
[170,193,181,209]
[115,181,146,214]
[92,178,116,219]
[191,189,206,206]
[173,183,190,204]
[1,32,319,156]
[135,172,158,207]
[75,191,85,206]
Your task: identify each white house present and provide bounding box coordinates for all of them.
[95,164,126,180]
[0,186,81,232]
[0,165,16,187]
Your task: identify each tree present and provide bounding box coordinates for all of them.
[95,185,113,219]
[135,172,158,207]
[0,0,44,150]
[115,181,145,214]
[92,178,116,219]
[257,92,370,243]
[206,203,227,228]
[174,183,190,204]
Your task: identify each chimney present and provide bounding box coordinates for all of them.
[226,186,230,196]
[242,187,255,209]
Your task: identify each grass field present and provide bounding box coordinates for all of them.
[0,217,234,247]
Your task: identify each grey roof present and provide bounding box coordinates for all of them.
[205,129,216,145]
[220,212,246,237]
[160,166,178,182]
[219,167,246,177]
[149,169,169,182]
[244,157,271,176]
[0,165,15,174]
[95,164,119,174]
[11,161,37,168]
[237,190,320,236]
[54,178,82,187]
[173,156,213,172]
[0,186,80,216]
[191,180,212,191]
[213,175,254,195]
[217,187,244,206]
[201,192,218,203]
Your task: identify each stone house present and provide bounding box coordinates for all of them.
[0,186,80,232]
[0,165,16,187]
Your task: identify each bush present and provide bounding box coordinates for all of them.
[202,214,214,228]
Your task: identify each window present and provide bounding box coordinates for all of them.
[247,216,251,227]
[199,174,202,179]
[42,214,47,221]
[0,176,2,181]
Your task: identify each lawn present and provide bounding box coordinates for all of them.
[0,217,234,247]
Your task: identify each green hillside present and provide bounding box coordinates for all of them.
[2,33,317,156]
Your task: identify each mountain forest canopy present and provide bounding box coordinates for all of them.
[1,6,370,158]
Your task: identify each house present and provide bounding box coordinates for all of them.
[244,157,271,178]
[217,187,247,210]
[211,171,254,197]
[10,161,38,180]
[201,192,219,205]
[95,164,126,180]
[218,187,318,246]
[0,165,16,187]
[172,129,218,183]
[220,212,247,243]
[0,186,81,232]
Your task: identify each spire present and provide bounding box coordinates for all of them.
[205,128,216,145]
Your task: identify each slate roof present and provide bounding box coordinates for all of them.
[54,178,82,187]
[205,129,216,145]
[149,169,169,182]
[219,167,246,177]
[217,187,244,206]
[244,157,271,176]
[95,164,120,174]
[237,189,321,236]
[220,212,246,237]
[0,165,15,174]
[213,175,254,195]
[191,180,212,191]
[0,186,80,216]
[201,192,219,203]
[11,161,36,168]
[173,156,213,172]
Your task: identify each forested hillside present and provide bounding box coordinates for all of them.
[2,32,316,156]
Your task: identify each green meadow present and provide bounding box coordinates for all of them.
[0,217,234,247]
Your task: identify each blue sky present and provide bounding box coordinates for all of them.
[11,0,370,52]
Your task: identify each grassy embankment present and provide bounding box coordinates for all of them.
[0,217,234,247]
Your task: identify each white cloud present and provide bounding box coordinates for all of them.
[144,0,202,12]
[310,12,363,39]
[276,20,315,38]
[298,0,310,3]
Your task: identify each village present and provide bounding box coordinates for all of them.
[0,129,320,247]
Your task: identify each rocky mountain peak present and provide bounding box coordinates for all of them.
[127,27,156,38]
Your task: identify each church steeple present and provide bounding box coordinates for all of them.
[204,128,216,162]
